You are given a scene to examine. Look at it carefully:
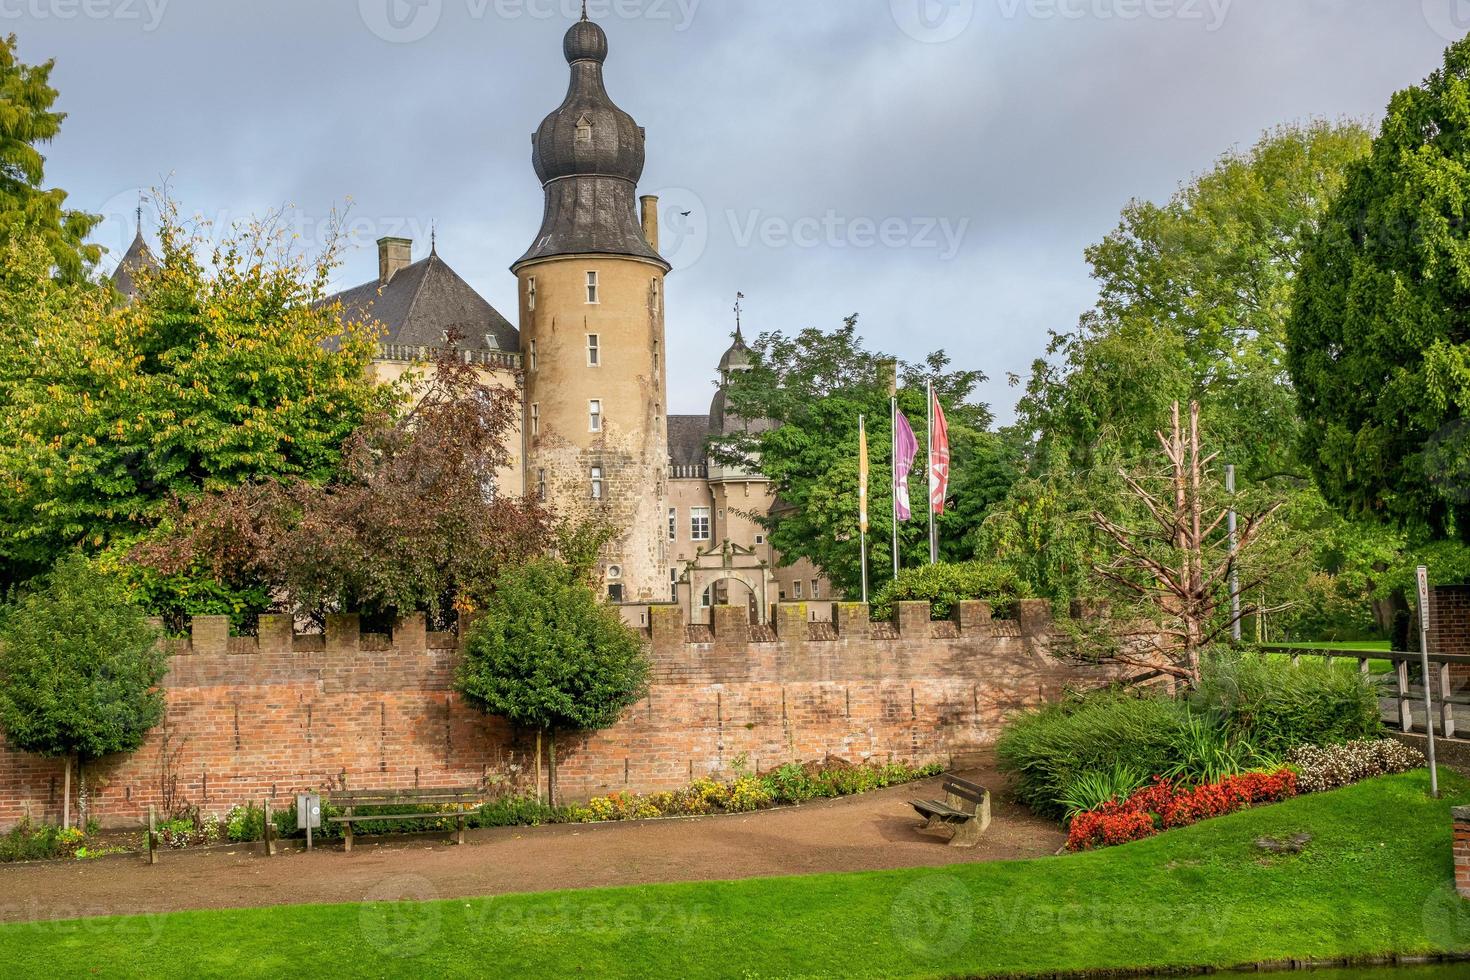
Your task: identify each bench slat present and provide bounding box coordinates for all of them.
[942,783,987,805]
[329,812,469,824]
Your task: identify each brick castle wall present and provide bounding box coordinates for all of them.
[0,600,1146,830]
[1428,585,1470,658]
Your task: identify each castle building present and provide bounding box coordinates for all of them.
[113,14,833,620]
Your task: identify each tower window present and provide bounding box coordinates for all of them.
[691,507,711,542]
[529,340,537,372]
[591,466,604,500]
[587,334,600,367]
[537,468,547,502]
[530,403,540,437]
[586,271,599,304]
[589,399,603,433]
[576,113,593,144]
[651,278,660,314]
[527,276,537,311]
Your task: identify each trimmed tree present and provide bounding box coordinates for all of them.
[0,554,166,828]
[456,559,649,804]
[1289,38,1470,543]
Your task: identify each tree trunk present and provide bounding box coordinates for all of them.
[548,730,558,808]
[535,729,543,805]
[62,756,72,831]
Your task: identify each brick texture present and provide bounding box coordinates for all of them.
[0,603,1148,829]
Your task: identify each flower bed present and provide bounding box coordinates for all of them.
[1285,739,1423,793]
[1067,769,1298,851]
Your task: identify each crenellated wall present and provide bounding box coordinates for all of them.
[0,600,1145,830]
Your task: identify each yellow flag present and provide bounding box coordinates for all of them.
[859,415,870,534]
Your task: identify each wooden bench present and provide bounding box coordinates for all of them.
[328,788,484,853]
[910,774,992,848]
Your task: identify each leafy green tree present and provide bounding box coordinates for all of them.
[0,201,394,588]
[0,554,166,828]
[457,559,649,804]
[0,35,100,281]
[1290,38,1470,544]
[711,316,1008,596]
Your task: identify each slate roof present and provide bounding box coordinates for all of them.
[110,229,158,300]
[668,415,712,469]
[327,252,518,353]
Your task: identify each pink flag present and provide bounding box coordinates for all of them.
[894,412,919,521]
[930,390,951,514]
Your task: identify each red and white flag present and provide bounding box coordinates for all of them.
[929,389,950,514]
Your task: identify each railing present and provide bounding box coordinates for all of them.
[1260,645,1464,739]
[669,464,709,480]
[378,343,523,371]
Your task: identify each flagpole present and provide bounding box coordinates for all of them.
[859,415,869,604]
[891,393,900,581]
[927,381,937,565]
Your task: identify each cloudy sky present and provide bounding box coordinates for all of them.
[23,0,1466,420]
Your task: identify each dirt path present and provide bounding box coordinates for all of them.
[0,768,1064,924]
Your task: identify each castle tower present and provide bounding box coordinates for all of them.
[514,14,672,602]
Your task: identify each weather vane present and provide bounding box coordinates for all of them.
[734,291,744,333]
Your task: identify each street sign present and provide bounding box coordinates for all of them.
[1418,566,1432,629]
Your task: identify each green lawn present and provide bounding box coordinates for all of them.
[4,771,1469,979]
[1263,641,1395,675]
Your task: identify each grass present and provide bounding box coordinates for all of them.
[3,771,1468,979]
[1264,640,1395,676]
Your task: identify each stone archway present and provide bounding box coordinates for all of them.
[677,541,772,626]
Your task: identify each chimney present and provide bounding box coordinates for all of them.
[640,195,660,253]
[377,237,413,284]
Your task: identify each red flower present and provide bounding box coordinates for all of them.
[1067,769,1297,851]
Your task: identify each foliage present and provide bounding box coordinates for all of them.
[7,772,1464,978]
[709,316,1013,596]
[153,812,223,850]
[458,559,650,736]
[868,560,1029,621]
[0,199,392,588]
[0,553,165,761]
[1193,649,1383,755]
[135,341,551,622]
[1056,763,1149,821]
[1285,739,1425,794]
[1067,770,1298,851]
[474,796,575,829]
[0,820,85,862]
[0,36,100,281]
[1290,38,1470,543]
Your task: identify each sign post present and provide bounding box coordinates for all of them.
[1418,566,1439,799]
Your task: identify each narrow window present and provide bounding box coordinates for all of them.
[651,277,660,314]
[529,340,537,372]
[527,276,537,311]
[608,583,625,603]
[701,586,712,609]
[530,403,540,437]
[691,507,711,542]
[653,340,660,372]
[589,399,603,433]
[668,507,677,541]
[591,466,604,500]
[586,271,599,304]
[670,568,679,603]
[811,580,821,600]
[575,113,593,144]
[537,468,547,502]
[587,334,600,367]
[793,580,804,600]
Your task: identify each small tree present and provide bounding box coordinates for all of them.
[1086,402,1283,686]
[456,559,649,804]
[0,554,166,828]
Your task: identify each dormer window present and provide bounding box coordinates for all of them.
[575,114,593,144]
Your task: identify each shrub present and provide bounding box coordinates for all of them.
[153,813,223,849]
[870,561,1029,621]
[1194,649,1383,754]
[474,796,572,828]
[226,803,267,843]
[1285,739,1425,794]
[0,821,85,863]
[996,691,1196,819]
[1058,763,1149,820]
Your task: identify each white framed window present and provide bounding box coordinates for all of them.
[589,399,603,433]
[811,580,821,600]
[755,534,765,546]
[691,507,711,541]
[537,468,547,502]
[527,276,537,311]
[668,508,677,541]
[586,271,599,304]
[793,580,804,600]
[529,340,537,371]
[670,568,679,603]
[587,334,600,367]
[591,466,604,500]
[530,403,540,437]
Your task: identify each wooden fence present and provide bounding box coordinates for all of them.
[1260,645,1464,739]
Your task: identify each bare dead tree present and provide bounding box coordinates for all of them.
[1086,401,1285,687]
